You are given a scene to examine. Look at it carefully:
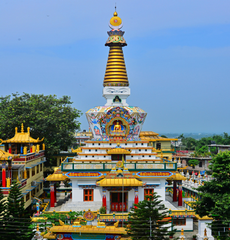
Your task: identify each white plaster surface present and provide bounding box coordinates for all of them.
[197,220,214,240]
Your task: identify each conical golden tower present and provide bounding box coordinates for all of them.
[103,11,129,87]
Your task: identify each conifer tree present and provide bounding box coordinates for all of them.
[126,192,176,240]
[0,185,7,240]
[193,151,230,239]
[3,180,33,240]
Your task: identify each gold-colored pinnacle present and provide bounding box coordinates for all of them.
[103,45,129,87]
[21,123,24,133]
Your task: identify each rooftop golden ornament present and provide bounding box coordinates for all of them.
[1,123,44,143]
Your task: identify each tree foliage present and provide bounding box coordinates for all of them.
[188,159,200,167]
[193,151,230,239]
[2,180,34,240]
[126,193,176,240]
[179,133,230,152]
[0,93,81,156]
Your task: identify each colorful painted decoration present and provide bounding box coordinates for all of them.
[86,106,147,141]
[136,172,173,177]
[66,172,102,178]
[83,210,96,221]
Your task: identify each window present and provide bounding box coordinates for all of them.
[98,143,100,146]
[37,166,39,174]
[92,143,94,146]
[141,143,143,145]
[92,156,94,158]
[32,167,35,176]
[84,189,94,201]
[139,149,141,152]
[125,143,127,146]
[26,193,30,202]
[110,143,112,145]
[149,155,151,157]
[156,143,161,150]
[40,183,43,190]
[27,170,30,179]
[95,149,97,152]
[144,189,154,200]
[145,149,147,151]
[40,164,43,172]
[136,143,138,145]
[89,149,91,152]
[36,187,39,193]
[174,218,186,226]
[86,156,88,158]
[104,156,106,158]
[32,189,35,197]
[199,161,202,167]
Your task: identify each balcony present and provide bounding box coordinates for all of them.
[61,158,177,172]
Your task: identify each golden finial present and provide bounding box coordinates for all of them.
[15,127,18,134]
[21,123,24,133]
[181,228,184,236]
[36,224,39,232]
[27,127,30,135]
[114,4,117,16]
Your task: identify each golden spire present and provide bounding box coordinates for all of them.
[103,10,129,87]
[21,123,24,133]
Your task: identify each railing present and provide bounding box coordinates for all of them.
[14,151,45,162]
[61,161,177,172]
[99,213,129,221]
[168,209,196,217]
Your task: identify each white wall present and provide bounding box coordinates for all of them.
[173,218,193,231]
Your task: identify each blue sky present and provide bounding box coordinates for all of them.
[0,0,230,133]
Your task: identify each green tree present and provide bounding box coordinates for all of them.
[0,185,7,239]
[188,159,199,167]
[193,151,230,239]
[3,180,34,240]
[0,93,81,156]
[126,193,176,240]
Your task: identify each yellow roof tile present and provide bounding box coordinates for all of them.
[97,178,143,187]
[2,124,44,144]
[167,172,187,181]
[46,173,68,181]
[107,148,131,155]
[0,149,17,160]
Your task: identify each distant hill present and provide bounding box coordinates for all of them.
[159,133,227,140]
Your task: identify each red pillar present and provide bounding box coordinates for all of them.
[102,190,106,209]
[173,181,177,202]
[50,184,55,207]
[9,146,12,154]
[134,194,139,209]
[2,161,6,187]
[178,183,183,206]
[54,183,57,203]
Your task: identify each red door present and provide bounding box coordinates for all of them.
[110,192,127,212]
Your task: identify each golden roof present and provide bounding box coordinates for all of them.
[2,123,44,144]
[139,131,159,137]
[167,172,187,181]
[139,131,178,141]
[46,173,68,181]
[49,225,126,234]
[43,232,56,239]
[107,148,131,155]
[71,147,82,153]
[0,149,17,160]
[97,178,143,187]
